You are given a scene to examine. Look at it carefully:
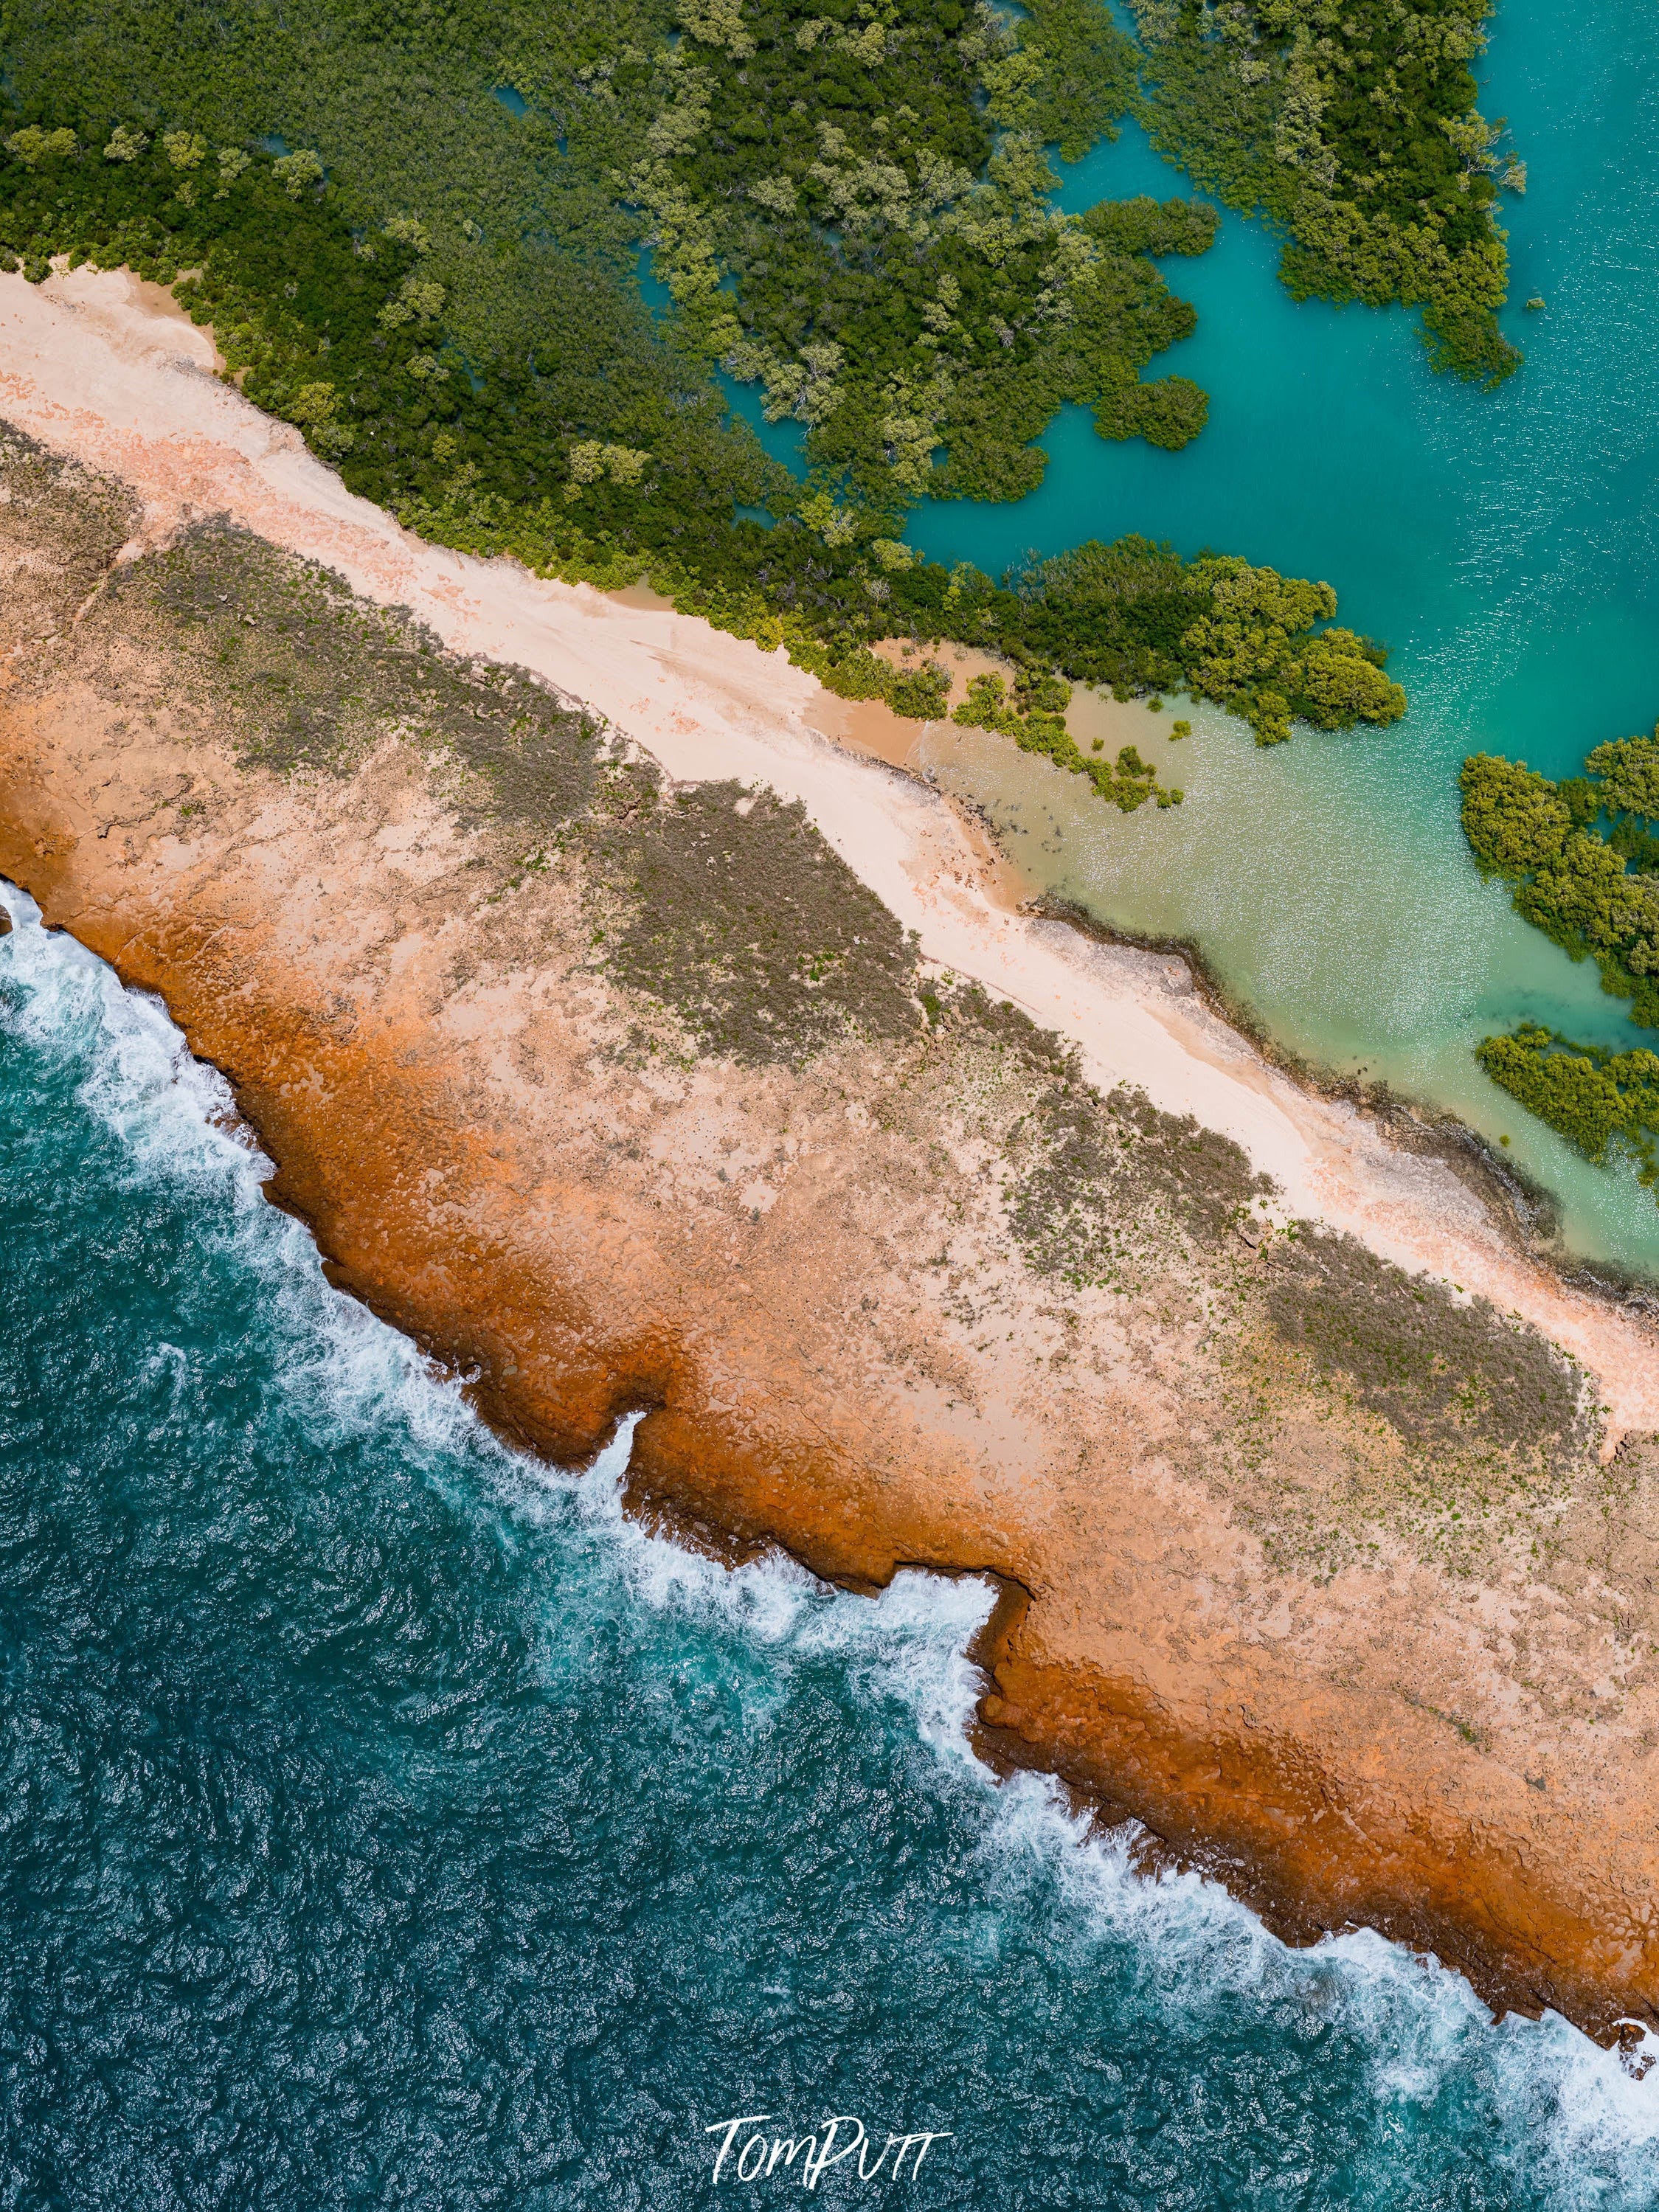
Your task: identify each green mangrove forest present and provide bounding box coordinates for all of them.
[1464,735,1659,1188]
[1129,0,1523,388]
[0,0,1485,774]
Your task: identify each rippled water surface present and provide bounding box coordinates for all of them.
[6,896,1659,2205]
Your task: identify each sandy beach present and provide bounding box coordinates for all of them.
[5,264,1653,1423]
[7,263,1659,2034]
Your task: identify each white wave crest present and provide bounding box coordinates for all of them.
[1,878,269,1191]
[0,876,492,1471]
[524,1419,1659,2197]
[510,1415,997,1760]
[10,876,1659,2202]
[543,1414,1659,2198]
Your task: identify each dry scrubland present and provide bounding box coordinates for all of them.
[6,426,1659,2036]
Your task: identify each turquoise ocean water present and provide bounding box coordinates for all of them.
[731,0,1659,1275]
[7,878,1659,2199]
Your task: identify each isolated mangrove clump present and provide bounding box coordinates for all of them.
[1125,0,1524,387]
[1463,734,1659,1189]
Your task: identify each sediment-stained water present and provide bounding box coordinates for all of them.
[5,893,1659,2207]
[880,0,1659,1276]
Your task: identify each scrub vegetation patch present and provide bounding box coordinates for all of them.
[86,522,609,825]
[21,495,918,1070]
[920,980,1273,1277]
[1007,1077,1272,1280]
[585,779,923,1065]
[1263,1224,1587,1469]
[0,426,139,635]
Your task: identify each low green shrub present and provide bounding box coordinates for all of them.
[952,670,1181,811]
[1461,743,1659,1029]
[1478,1024,1659,1188]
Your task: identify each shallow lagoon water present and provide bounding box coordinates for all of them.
[910,1,1659,1274]
[725,0,1659,1273]
[5,885,1659,2201]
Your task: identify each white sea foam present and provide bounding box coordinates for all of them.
[532,1418,1659,2194]
[10,875,1659,2202]
[0,876,489,1472]
[962,1765,1659,2201]
[515,1421,998,1764]
[1,879,263,1179]
[556,1447,1659,2200]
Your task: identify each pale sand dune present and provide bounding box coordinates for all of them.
[2,263,1655,1432]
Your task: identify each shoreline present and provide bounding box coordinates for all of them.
[4,263,1635,1356]
[7,265,1659,2038]
[1021,892,1613,1287]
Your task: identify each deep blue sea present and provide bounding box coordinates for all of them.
[5,3,1659,2192]
[7,863,1659,2207]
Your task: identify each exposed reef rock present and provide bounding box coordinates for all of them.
[6,426,1659,2038]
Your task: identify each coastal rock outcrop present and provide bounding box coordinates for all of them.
[5,383,1659,2039]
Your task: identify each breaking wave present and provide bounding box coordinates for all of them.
[3,879,1656,2208]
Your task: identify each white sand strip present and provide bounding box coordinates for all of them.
[3,263,1655,1432]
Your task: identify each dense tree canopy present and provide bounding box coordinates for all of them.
[1127,0,1522,385]
[0,0,1409,768]
[1464,734,1659,1196]
[1462,744,1659,1025]
[631,0,1213,524]
[1476,1027,1659,1190]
